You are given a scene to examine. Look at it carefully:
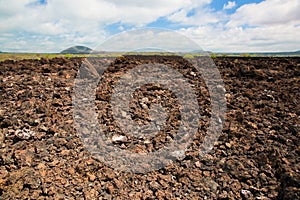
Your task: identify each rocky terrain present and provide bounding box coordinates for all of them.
[0,56,299,199]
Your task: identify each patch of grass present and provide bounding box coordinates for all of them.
[0,53,88,62]
[183,54,194,59]
[240,53,251,57]
[210,53,217,59]
[0,53,62,62]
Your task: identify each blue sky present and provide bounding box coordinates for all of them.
[0,0,299,52]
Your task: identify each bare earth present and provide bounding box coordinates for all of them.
[0,56,299,199]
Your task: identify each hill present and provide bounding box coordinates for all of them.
[214,50,300,56]
[60,46,93,54]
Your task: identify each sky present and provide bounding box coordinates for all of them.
[0,0,299,53]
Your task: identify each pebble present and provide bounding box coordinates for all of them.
[112,135,127,143]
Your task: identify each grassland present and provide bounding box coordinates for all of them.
[0,53,88,62]
[0,52,186,62]
[0,52,299,62]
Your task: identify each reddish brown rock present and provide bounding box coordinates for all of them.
[0,56,299,199]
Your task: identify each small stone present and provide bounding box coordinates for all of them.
[190,71,197,76]
[225,93,231,98]
[225,142,232,148]
[144,139,151,144]
[37,163,47,177]
[15,129,35,140]
[49,159,59,167]
[68,168,75,175]
[216,85,226,92]
[121,111,127,118]
[141,97,149,103]
[112,135,127,143]
[114,179,123,189]
[61,149,70,156]
[87,173,96,182]
[140,102,148,109]
[107,184,114,194]
[195,161,202,168]
[0,109,5,115]
[202,177,219,192]
[219,191,228,199]
[203,171,210,177]
[241,189,253,198]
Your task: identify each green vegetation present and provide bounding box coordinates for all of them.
[183,54,195,59]
[0,50,299,62]
[0,53,94,62]
[0,53,63,62]
[210,53,218,59]
[240,53,251,57]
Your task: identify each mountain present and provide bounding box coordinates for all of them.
[189,50,206,53]
[213,50,300,56]
[60,46,93,54]
[253,50,300,56]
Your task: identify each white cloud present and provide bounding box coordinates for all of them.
[167,8,223,26]
[167,0,224,26]
[223,1,236,10]
[0,0,190,33]
[0,0,299,52]
[0,0,194,52]
[180,24,300,52]
[178,0,300,52]
[227,0,300,27]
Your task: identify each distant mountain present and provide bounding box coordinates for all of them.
[270,50,300,55]
[213,50,300,56]
[252,50,300,56]
[189,50,206,53]
[60,46,93,54]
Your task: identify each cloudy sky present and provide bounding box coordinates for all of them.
[0,0,299,53]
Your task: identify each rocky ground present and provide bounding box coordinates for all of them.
[0,56,299,199]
